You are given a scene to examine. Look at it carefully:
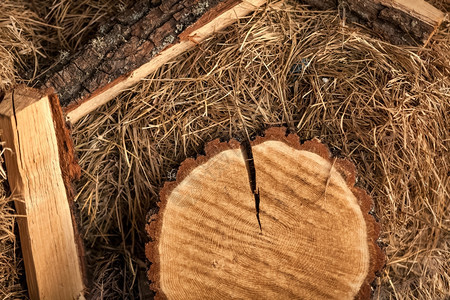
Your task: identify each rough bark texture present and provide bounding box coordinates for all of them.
[42,0,222,107]
[47,89,87,288]
[301,0,337,10]
[146,127,384,299]
[343,0,434,45]
[301,0,443,45]
[42,0,442,112]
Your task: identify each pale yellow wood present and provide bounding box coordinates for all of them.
[66,0,267,124]
[157,142,369,299]
[0,89,84,299]
[252,141,370,298]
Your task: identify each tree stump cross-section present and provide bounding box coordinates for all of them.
[146,127,384,299]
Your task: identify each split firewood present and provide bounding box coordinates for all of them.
[302,0,444,45]
[146,127,384,299]
[41,0,267,123]
[0,86,85,299]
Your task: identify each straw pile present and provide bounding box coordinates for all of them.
[0,173,26,298]
[1,0,449,299]
[0,0,131,90]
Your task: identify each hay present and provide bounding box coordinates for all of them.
[71,1,449,298]
[0,195,25,299]
[428,0,450,13]
[0,0,132,90]
[0,148,26,299]
[0,0,448,298]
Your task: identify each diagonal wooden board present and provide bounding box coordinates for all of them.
[64,0,268,124]
[53,0,443,124]
[378,0,444,27]
[147,127,384,299]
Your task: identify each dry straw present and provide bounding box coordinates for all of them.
[0,0,449,298]
[0,150,26,298]
[0,0,129,90]
[73,2,449,298]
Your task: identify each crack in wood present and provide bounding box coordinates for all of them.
[10,90,23,171]
[146,127,386,298]
[241,139,262,233]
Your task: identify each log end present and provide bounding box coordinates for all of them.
[146,127,384,299]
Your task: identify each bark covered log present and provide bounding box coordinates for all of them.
[41,0,267,124]
[146,127,384,299]
[301,0,444,45]
[42,0,443,123]
[42,0,223,108]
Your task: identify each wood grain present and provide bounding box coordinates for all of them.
[147,128,384,299]
[0,87,84,299]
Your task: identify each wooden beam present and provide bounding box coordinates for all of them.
[61,0,267,124]
[0,87,84,299]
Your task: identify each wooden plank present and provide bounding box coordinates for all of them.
[64,0,267,124]
[0,87,84,299]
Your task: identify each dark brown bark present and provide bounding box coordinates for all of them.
[47,89,87,288]
[43,0,442,109]
[342,0,435,45]
[300,0,441,46]
[42,0,222,107]
[301,0,337,10]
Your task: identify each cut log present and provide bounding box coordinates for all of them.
[0,86,85,299]
[41,0,267,124]
[301,0,444,45]
[146,127,384,299]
